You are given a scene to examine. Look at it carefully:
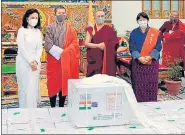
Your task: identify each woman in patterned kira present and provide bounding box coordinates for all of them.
[129,12,162,102]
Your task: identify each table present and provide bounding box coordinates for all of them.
[2,100,185,134]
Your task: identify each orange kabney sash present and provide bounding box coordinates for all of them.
[140,27,160,64]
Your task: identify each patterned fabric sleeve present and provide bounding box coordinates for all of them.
[44,25,54,53]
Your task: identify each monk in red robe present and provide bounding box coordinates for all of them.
[85,10,119,77]
[159,11,185,71]
[44,6,80,107]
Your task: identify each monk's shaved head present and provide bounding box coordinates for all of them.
[171,11,179,18]
[96,10,105,17]
[169,10,179,23]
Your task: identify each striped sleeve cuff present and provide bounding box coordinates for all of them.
[150,49,160,60]
[131,51,140,59]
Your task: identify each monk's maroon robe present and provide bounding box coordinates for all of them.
[159,21,185,70]
[86,25,119,77]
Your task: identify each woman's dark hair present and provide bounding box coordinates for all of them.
[22,8,41,29]
[136,12,149,21]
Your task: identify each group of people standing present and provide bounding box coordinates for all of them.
[16,6,79,108]
[16,6,185,108]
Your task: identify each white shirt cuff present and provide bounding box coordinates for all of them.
[49,45,63,60]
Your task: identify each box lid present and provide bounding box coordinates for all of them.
[69,79,123,89]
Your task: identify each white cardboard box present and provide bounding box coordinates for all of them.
[8,123,31,130]
[2,124,8,134]
[30,108,51,123]
[100,126,132,134]
[2,109,7,125]
[150,120,183,134]
[30,121,55,129]
[32,128,56,134]
[49,108,69,122]
[7,108,32,124]
[68,79,139,128]
[8,129,33,134]
[54,121,77,134]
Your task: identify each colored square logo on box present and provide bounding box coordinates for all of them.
[92,102,98,107]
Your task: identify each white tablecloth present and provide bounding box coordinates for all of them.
[2,100,185,134]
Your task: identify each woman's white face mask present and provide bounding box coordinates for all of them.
[28,19,38,27]
[138,20,148,28]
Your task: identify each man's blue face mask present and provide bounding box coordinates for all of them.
[96,17,105,24]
